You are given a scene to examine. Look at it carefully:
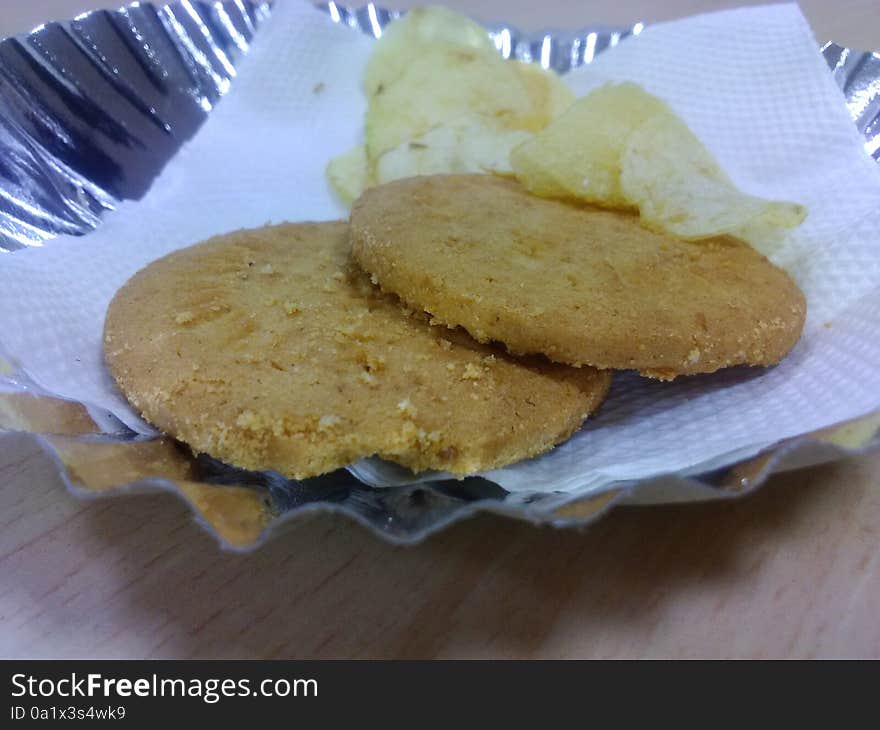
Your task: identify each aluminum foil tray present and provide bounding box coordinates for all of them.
[0,2,878,548]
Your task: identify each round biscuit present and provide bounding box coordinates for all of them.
[350,174,806,379]
[103,222,611,478]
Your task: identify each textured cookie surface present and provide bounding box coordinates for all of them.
[350,175,806,378]
[104,222,611,479]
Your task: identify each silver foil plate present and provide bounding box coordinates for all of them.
[0,2,878,547]
[0,0,271,251]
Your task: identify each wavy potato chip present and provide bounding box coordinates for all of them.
[512,81,806,248]
[363,6,498,97]
[365,46,536,160]
[327,7,576,206]
[511,82,668,207]
[327,145,370,205]
[620,113,807,241]
[375,116,532,183]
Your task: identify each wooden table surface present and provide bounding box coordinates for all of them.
[1,0,878,659]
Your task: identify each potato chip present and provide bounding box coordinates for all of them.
[511,82,668,207]
[512,81,806,248]
[513,61,575,129]
[375,116,532,183]
[327,144,369,204]
[365,45,536,160]
[363,7,498,97]
[727,218,791,258]
[328,7,578,207]
[620,113,807,241]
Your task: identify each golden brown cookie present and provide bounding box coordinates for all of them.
[350,174,806,378]
[104,222,611,479]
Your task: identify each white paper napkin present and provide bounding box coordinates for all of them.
[1,2,878,498]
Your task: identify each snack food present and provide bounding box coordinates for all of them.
[511,82,806,252]
[365,46,536,160]
[327,7,573,203]
[328,11,805,257]
[362,5,498,96]
[103,222,611,478]
[373,116,532,187]
[350,174,807,379]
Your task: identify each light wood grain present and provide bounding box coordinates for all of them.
[3,432,879,659]
[1,0,878,659]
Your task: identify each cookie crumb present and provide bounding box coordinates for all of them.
[236,410,259,429]
[318,414,341,431]
[397,399,417,416]
[462,363,483,380]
